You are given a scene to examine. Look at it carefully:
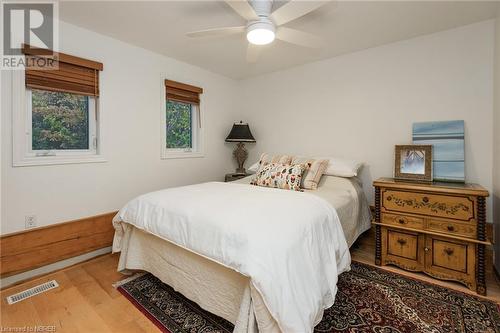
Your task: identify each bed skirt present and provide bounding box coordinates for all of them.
[116,226,281,333]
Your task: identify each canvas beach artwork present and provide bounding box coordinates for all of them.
[412,120,465,182]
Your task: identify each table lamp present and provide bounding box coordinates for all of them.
[225,121,256,174]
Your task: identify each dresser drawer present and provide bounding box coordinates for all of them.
[382,213,424,230]
[426,219,476,239]
[382,189,474,221]
[387,230,419,261]
[429,238,468,273]
[425,236,475,277]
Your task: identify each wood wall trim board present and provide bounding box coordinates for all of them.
[0,251,112,291]
[0,212,117,277]
[0,207,493,280]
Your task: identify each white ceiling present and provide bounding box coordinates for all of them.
[60,1,498,79]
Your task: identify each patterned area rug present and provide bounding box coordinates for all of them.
[117,262,500,333]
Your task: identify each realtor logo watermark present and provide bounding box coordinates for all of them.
[1,1,59,70]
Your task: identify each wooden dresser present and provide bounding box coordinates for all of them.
[373,178,490,295]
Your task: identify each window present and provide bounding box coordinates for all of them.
[13,45,104,166]
[166,100,194,149]
[29,89,96,153]
[162,79,203,158]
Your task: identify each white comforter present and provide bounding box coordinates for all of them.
[113,182,350,333]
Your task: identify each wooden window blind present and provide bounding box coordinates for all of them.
[22,45,103,97]
[165,79,203,105]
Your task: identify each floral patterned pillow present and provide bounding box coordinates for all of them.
[250,163,306,191]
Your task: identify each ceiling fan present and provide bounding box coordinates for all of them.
[186,0,330,63]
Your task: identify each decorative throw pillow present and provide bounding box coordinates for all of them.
[255,153,293,172]
[291,157,329,190]
[250,163,306,191]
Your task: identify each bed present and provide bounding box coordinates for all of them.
[112,175,371,333]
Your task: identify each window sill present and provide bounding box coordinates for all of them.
[13,155,107,167]
[161,152,204,160]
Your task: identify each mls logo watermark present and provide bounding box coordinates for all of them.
[1,1,59,70]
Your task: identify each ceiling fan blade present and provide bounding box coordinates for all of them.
[276,27,325,48]
[186,26,246,38]
[270,0,329,26]
[246,43,262,63]
[225,1,259,21]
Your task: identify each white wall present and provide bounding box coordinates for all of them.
[238,20,495,221]
[2,19,496,235]
[1,21,239,234]
[493,8,500,269]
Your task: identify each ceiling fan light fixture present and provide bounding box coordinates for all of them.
[246,21,275,45]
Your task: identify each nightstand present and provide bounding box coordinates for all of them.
[225,173,249,182]
[373,177,490,295]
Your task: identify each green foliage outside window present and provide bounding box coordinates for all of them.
[32,89,90,150]
[166,100,192,149]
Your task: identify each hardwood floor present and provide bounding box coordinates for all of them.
[1,231,499,333]
[1,254,159,332]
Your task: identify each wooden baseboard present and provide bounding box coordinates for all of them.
[0,212,117,277]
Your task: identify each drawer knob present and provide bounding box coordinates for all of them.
[422,196,429,203]
[397,238,407,246]
[447,225,455,231]
[424,247,430,252]
[398,218,406,224]
[444,248,454,256]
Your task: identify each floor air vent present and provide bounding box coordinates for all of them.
[6,280,59,304]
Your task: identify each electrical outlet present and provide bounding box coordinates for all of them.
[25,215,37,229]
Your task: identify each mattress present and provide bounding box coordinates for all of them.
[233,175,372,247]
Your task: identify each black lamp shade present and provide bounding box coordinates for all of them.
[225,122,256,142]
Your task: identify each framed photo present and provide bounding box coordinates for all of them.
[394,145,433,182]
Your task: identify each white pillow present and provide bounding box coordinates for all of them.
[248,162,259,173]
[248,155,362,177]
[318,157,363,177]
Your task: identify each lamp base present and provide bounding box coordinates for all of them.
[233,142,248,175]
